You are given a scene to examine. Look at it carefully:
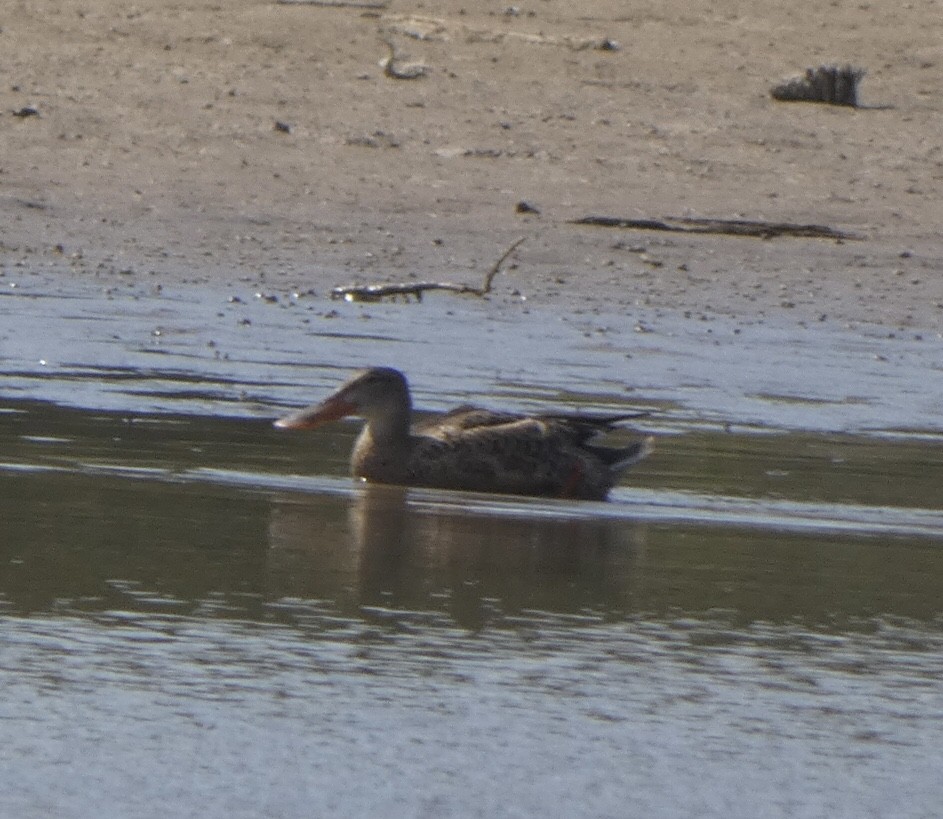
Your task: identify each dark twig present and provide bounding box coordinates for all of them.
[479,236,527,294]
[571,215,858,240]
[331,237,526,302]
[276,0,388,8]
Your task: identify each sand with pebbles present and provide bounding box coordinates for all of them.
[2,0,941,330]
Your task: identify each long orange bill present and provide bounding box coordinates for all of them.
[273,397,357,430]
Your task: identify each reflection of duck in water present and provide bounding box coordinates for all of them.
[274,367,653,500]
[266,484,648,625]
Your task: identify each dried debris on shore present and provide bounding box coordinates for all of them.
[771,64,865,107]
[331,238,526,302]
[572,215,857,241]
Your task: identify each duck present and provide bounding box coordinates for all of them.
[274,367,653,500]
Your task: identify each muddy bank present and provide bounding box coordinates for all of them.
[1,0,941,329]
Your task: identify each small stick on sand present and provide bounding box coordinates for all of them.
[331,237,526,302]
[572,215,858,241]
[477,236,527,295]
[276,0,388,8]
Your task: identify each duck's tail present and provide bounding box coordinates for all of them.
[591,435,655,476]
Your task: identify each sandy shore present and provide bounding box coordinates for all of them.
[2,0,941,328]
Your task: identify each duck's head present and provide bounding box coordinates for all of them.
[274,367,411,430]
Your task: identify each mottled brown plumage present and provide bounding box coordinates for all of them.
[274,367,653,500]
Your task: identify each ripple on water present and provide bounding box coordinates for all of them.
[2,609,943,818]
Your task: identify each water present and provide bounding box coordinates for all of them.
[1,273,942,817]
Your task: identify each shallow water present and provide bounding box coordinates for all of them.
[2,271,942,431]
[2,273,943,817]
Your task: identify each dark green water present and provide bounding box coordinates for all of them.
[2,400,943,818]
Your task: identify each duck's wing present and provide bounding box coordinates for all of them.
[415,405,529,434]
[408,413,653,498]
[408,416,582,495]
[419,407,650,438]
[535,411,651,445]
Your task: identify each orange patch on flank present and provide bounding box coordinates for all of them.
[558,462,584,498]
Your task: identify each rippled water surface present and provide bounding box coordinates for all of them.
[2,275,942,817]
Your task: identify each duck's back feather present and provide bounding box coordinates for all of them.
[403,411,649,500]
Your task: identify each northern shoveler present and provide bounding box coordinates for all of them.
[274,367,653,500]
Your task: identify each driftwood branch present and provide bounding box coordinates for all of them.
[571,215,858,241]
[331,237,527,302]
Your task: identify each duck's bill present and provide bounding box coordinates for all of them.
[273,397,356,430]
